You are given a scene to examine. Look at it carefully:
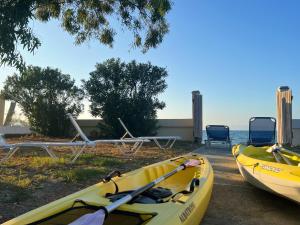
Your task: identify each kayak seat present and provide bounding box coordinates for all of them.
[106,187,173,204]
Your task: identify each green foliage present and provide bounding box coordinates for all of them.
[0,0,172,70]
[28,157,66,169]
[2,66,84,137]
[0,0,40,70]
[55,167,106,183]
[84,58,168,138]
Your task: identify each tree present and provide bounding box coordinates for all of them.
[84,58,168,138]
[0,0,172,70]
[1,66,84,137]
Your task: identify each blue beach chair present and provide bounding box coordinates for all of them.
[248,117,276,147]
[205,125,231,149]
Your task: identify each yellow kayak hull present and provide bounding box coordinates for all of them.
[3,153,214,225]
[233,145,300,203]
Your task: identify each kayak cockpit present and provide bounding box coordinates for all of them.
[98,158,201,199]
[28,204,156,225]
[242,146,300,165]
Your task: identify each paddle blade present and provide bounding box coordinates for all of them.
[69,209,105,225]
[185,159,200,167]
[266,146,274,153]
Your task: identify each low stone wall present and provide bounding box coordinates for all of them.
[0,126,31,136]
[75,118,194,141]
[76,118,300,144]
[8,118,300,144]
[155,119,193,141]
[292,119,300,146]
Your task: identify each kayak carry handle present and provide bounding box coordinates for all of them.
[103,170,122,195]
[103,170,121,183]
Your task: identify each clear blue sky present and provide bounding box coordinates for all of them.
[1,0,300,129]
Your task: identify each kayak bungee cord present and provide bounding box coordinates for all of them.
[69,159,200,225]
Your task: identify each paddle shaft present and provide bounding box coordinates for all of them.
[280,148,300,158]
[277,151,292,165]
[271,150,292,165]
[272,151,282,163]
[105,162,187,213]
[268,145,293,165]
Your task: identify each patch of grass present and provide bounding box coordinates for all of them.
[55,167,106,183]
[98,157,124,167]
[33,174,48,183]
[28,157,67,169]
[0,169,33,203]
[76,154,99,164]
[78,154,124,167]
[17,177,32,188]
[1,170,32,189]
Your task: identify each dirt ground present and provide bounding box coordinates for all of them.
[197,147,300,225]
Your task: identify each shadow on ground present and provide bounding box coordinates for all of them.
[195,146,300,225]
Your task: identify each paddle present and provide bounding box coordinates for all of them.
[69,159,200,225]
[280,147,300,159]
[266,144,292,165]
[277,151,292,165]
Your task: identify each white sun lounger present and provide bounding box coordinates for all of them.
[67,114,148,161]
[0,135,91,163]
[0,115,147,163]
[118,118,181,150]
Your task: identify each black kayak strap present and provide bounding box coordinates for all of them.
[182,178,200,194]
[172,178,200,199]
[103,170,122,194]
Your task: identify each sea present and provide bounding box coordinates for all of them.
[202,130,248,145]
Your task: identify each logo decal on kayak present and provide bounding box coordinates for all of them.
[261,164,281,173]
[179,202,195,223]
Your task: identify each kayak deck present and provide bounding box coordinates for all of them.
[238,145,300,165]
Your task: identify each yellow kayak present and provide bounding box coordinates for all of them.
[3,153,213,225]
[233,144,300,203]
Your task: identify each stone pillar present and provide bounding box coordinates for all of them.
[4,102,16,126]
[0,98,5,125]
[276,86,293,145]
[192,91,203,143]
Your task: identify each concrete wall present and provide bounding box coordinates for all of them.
[0,126,31,136]
[7,118,300,144]
[156,119,193,140]
[292,119,300,146]
[0,118,194,140]
[76,118,300,144]
[75,118,194,141]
